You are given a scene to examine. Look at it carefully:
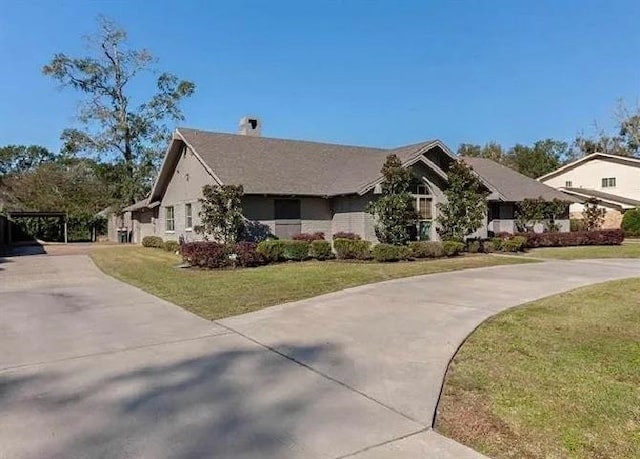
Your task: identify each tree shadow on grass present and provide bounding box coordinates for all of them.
[1,341,353,458]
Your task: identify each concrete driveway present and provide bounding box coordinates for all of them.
[1,253,639,458]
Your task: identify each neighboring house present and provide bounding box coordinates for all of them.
[539,153,640,228]
[109,117,573,243]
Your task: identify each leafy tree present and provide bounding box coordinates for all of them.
[436,160,487,241]
[458,142,504,162]
[366,154,416,245]
[42,16,195,206]
[505,140,566,178]
[582,198,606,231]
[515,197,569,232]
[0,145,56,177]
[197,184,245,243]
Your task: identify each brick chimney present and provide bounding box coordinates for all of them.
[238,116,261,136]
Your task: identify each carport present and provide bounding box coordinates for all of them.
[6,211,68,245]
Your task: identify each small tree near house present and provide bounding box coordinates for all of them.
[515,198,568,232]
[437,160,488,241]
[197,184,245,243]
[582,198,606,231]
[365,154,417,245]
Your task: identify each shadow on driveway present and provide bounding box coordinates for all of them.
[1,341,374,458]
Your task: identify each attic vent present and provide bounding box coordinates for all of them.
[238,116,261,136]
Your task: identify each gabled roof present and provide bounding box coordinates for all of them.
[463,157,578,202]
[150,127,574,203]
[538,152,640,181]
[562,187,640,208]
[152,128,440,198]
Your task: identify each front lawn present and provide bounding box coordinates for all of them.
[90,247,533,320]
[525,242,640,259]
[436,278,640,459]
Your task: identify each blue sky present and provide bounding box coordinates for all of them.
[1,0,639,152]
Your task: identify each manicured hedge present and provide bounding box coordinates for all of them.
[500,235,527,252]
[333,238,372,260]
[622,208,640,237]
[181,241,265,268]
[181,242,229,269]
[408,241,445,258]
[256,240,286,262]
[309,240,332,260]
[443,241,465,256]
[332,232,361,240]
[163,240,180,252]
[292,232,325,241]
[142,236,164,248]
[516,229,624,248]
[372,243,410,262]
[282,241,309,261]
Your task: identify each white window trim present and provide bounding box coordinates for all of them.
[185,203,193,231]
[165,206,175,233]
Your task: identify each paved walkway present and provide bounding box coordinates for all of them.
[1,254,639,458]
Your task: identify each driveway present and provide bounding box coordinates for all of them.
[1,254,639,458]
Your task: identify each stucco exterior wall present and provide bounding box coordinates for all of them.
[542,158,640,200]
[159,147,215,242]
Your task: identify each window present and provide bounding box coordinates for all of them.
[165,206,175,232]
[565,180,572,188]
[602,177,616,188]
[274,199,301,238]
[185,203,193,230]
[415,196,433,220]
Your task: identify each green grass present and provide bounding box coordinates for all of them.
[90,246,533,320]
[436,279,640,459]
[525,242,640,259]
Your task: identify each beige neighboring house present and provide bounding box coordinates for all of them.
[539,153,640,228]
[108,117,573,244]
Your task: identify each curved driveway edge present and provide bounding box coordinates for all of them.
[2,254,639,458]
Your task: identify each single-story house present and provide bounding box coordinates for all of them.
[109,117,574,244]
[538,152,640,228]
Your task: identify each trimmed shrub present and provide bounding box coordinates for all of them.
[491,237,503,251]
[408,241,445,258]
[333,238,372,260]
[483,241,496,253]
[309,240,332,260]
[501,236,527,252]
[142,236,164,248]
[233,241,264,267]
[466,239,481,253]
[516,229,624,248]
[332,232,361,240]
[622,208,640,237]
[292,232,325,242]
[443,240,464,256]
[282,240,309,261]
[181,242,228,269]
[256,240,286,262]
[163,240,180,252]
[570,218,585,232]
[372,244,410,262]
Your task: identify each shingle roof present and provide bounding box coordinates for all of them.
[563,187,640,207]
[462,157,578,202]
[177,128,435,196]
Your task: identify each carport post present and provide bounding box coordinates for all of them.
[64,214,68,244]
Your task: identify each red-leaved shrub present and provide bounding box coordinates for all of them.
[181,241,265,269]
[516,229,624,248]
[332,232,361,240]
[292,232,325,241]
[233,241,265,267]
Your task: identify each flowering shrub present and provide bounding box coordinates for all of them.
[292,232,325,241]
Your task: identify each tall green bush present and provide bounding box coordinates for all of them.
[621,208,640,236]
[197,184,244,243]
[437,161,488,241]
[365,154,416,245]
